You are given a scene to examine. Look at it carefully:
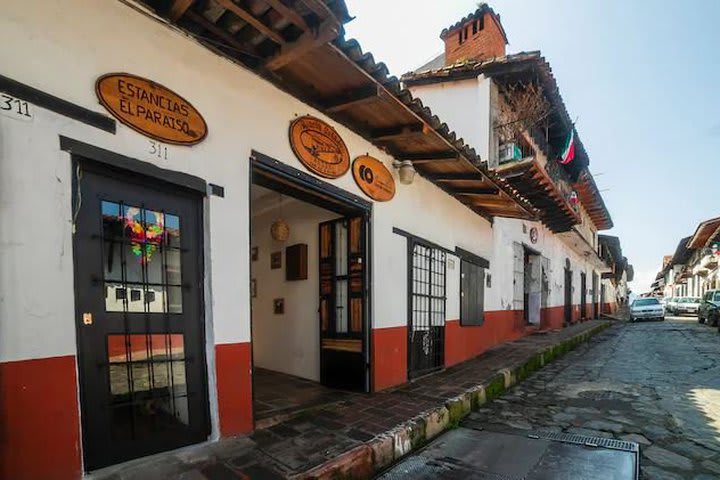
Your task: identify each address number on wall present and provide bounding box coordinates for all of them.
[148,140,169,160]
[0,93,33,121]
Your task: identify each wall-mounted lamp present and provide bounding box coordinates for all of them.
[393,160,416,185]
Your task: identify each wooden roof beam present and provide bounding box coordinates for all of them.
[300,0,335,20]
[371,124,425,142]
[321,85,381,113]
[400,152,459,164]
[453,187,500,196]
[169,0,195,20]
[215,0,285,44]
[426,173,485,182]
[185,10,260,59]
[263,0,310,31]
[265,17,339,70]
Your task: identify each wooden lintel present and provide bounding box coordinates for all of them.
[263,0,310,31]
[215,0,285,44]
[371,124,424,142]
[168,0,194,20]
[321,85,381,113]
[265,18,339,71]
[453,187,500,196]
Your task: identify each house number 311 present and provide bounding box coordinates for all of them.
[0,93,32,120]
[148,140,169,160]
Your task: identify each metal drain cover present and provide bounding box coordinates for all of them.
[376,428,639,479]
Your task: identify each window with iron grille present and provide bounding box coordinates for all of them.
[408,242,446,377]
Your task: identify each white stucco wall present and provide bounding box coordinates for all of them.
[405,76,492,161]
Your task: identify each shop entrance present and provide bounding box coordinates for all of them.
[249,152,371,426]
[72,159,210,471]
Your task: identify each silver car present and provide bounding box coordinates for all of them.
[630,297,665,322]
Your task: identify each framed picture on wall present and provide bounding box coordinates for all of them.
[273,298,284,314]
[271,251,281,269]
[251,247,259,262]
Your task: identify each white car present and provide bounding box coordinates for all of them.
[674,297,701,316]
[630,297,665,322]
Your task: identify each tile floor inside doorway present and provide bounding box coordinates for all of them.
[252,368,358,429]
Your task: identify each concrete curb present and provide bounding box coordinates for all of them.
[298,321,613,480]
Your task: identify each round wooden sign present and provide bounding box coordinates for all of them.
[289,116,350,178]
[96,73,207,145]
[352,155,396,202]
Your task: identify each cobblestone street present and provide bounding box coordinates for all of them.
[392,317,720,479]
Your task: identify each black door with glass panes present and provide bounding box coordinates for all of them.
[318,216,368,391]
[72,159,209,470]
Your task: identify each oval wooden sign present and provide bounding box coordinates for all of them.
[352,155,396,202]
[96,73,207,145]
[289,116,349,178]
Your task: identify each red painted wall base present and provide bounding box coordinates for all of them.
[0,355,82,480]
[372,326,407,392]
[215,342,253,436]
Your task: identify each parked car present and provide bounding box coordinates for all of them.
[630,297,665,322]
[673,297,701,316]
[698,290,720,325]
[665,297,679,314]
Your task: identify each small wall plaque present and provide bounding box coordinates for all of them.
[271,251,282,269]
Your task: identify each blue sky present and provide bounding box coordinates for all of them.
[344,0,720,293]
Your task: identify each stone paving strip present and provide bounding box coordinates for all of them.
[96,320,612,480]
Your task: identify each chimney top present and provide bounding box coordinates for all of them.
[440,5,508,66]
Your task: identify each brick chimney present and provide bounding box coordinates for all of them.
[441,6,508,66]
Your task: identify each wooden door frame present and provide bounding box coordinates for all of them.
[248,150,373,394]
[64,138,211,471]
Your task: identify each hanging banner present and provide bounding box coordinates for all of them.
[96,73,207,145]
[352,155,396,202]
[289,115,350,178]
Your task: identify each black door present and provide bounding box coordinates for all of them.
[580,272,587,320]
[564,266,573,325]
[73,159,210,470]
[408,241,446,379]
[318,216,367,391]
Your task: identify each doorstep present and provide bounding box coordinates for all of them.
[91,320,612,480]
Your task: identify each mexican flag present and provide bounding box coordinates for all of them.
[558,128,575,165]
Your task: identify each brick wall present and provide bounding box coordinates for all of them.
[444,12,506,65]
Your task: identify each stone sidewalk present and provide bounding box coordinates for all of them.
[95,320,611,480]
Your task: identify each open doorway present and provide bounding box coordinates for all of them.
[524,248,542,325]
[249,152,371,427]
